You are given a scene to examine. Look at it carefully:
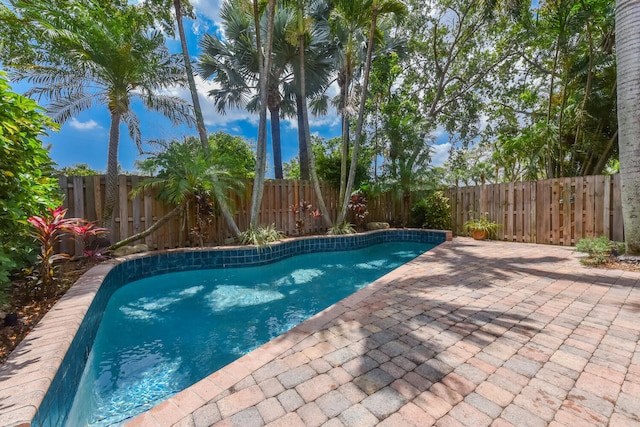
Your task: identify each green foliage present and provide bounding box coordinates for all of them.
[575,237,625,266]
[57,163,100,176]
[208,132,255,178]
[411,191,451,230]
[327,222,356,235]
[0,72,61,302]
[313,137,371,189]
[238,224,285,246]
[0,249,16,306]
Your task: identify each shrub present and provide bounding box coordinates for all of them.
[411,191,451,229]
[238,224,284,247]
[0,72,61,301]
[575,237,625,265]
[327,222,356,235]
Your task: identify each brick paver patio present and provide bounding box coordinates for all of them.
[123,238,640,427]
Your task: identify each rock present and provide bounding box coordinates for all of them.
[133,244,149,253]
[112,244,149,257]
[367,222,390,230]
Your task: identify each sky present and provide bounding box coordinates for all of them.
[9,0,451,175]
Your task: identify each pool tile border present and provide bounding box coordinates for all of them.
[0,229,450,427]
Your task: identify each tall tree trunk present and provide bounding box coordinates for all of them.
[174,0,240,237]
[103,110,121,239]
[249,0,276,225]
[296,93,310,180]
[339,72,350,206]
[545,40,561,179]
[616,0,640,254]
[297,2,331,228]
[337,3,378,225]
[270,106,283,179]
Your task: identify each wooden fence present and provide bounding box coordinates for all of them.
[448,175,623,245]
[58,176,405,255]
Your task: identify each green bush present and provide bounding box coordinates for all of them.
[575,236,625,265]
[0,72,62,302]
[411,191,451,229]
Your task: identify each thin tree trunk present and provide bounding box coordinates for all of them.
[296,93,310,180]
[297,2,331,228]
[103,110,121,239]
[107,204,182,251]
[339,72,350,206]
[249,0,276,225]
[337,3,378,225]
[545,40,561,179]
[175,0,240,238]
[616,0,640,254]
[592,130,618,175]
[270,106,283,179]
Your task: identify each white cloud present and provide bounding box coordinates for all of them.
[69,118,101,131]
[192,0,224,28]
[431,142,451,167]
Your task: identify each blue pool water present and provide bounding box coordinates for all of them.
[64,241,433,426]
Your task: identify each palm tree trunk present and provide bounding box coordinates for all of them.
[249,0,276,225]
[337,2,378,225]
[339,73,350,206]
[297,2,331,228]
[616,0,640,254]
[107,204,182,251]
[103,110,121,239]
[270,106,283,179]
[296,93,310,180]
[174,0,240,238]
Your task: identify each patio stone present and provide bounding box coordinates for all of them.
[6,238,640,427]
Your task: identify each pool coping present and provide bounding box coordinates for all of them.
[0,229,451,427]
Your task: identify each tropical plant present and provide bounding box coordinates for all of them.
[347,190,368,229]
[336,0,408,227]
[290,200,320,235]
[57,163,101,176]
[110,137,242,250]
[238,223,285,246]
[327,222,356,235]
[2,0,194,237]
[464,213,499,239]
[616,0,640,255]
[66,220,109,259]
[27,207,75,298]
[411,191,451,230]
[0,72,61,302]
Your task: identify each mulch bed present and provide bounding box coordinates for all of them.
[0,258,102,364]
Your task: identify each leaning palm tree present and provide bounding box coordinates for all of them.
[147,0,242,237]
[109,137,242,250]
[5,1,194,237]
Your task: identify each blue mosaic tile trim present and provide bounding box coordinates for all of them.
[34,229,446,426]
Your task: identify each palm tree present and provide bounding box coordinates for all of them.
[286,0,333,227]
[6,1,194,237]
[336,0,407,225]
[146,0,242,238]
[109,137,242,250]
[616,0,640,255]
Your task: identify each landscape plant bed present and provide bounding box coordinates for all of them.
[0,258,102,364]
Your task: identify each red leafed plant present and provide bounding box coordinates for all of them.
[28,206,76,298]
[66,220,109,259]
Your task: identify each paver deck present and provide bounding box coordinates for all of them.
[122,238,640,427]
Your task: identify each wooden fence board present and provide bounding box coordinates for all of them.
[447,174,623,246]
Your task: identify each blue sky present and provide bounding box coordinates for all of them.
[10,0,450,175]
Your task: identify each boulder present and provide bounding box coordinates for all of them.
[367,222,390,230]
[112,244,149,257]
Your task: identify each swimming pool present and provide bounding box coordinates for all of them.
[67,241,433,425]
[0,229,449,427]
